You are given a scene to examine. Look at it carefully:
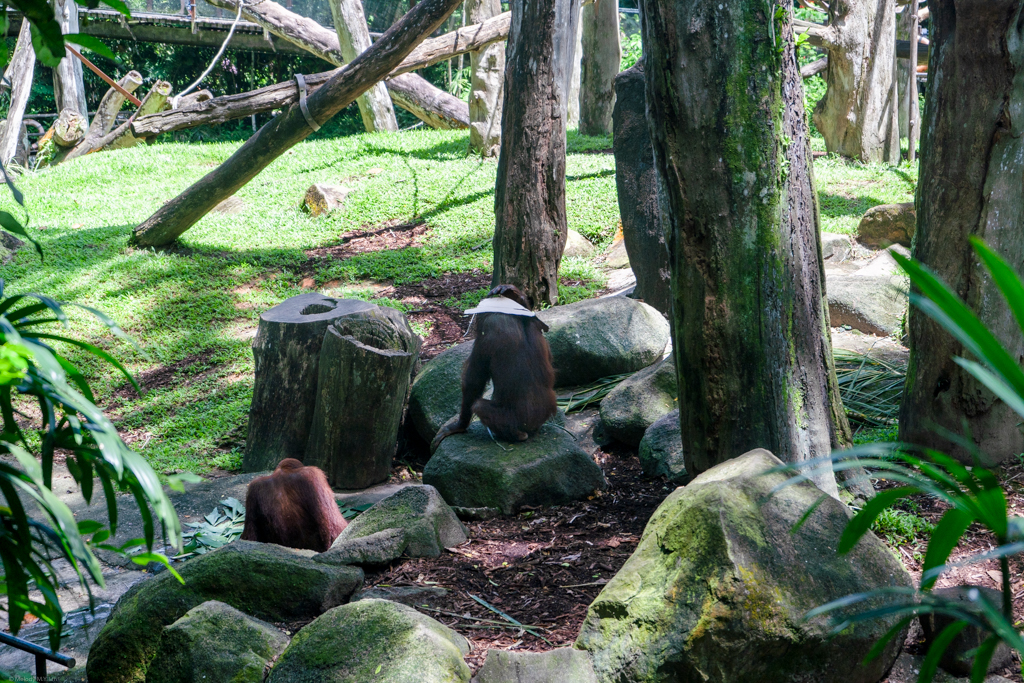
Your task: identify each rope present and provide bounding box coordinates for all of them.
[170,0,251,108]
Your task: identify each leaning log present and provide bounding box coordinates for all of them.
[329,0,399,132]
[0,22,35,165]
[102,81,173,150]
[130,0,464,247]
[75,71,143,152]
[207,0,472,129]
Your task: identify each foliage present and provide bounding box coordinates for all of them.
[620,31,641,72]
[833,349,906,427]
[177,497,243,559]
[870,505,933,551]
[557,372,632,413]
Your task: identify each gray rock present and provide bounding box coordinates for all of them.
[576,449,913,683]
[303,183,351,217]
[637,409,687,484]
[826,251,908,337]
[423,420,607,515]
[408,342,476,442]
[564,229,597,258]
[352,585,449,609]
[147,600,289,683]
[857,202,916,248]
[920,586,1014,676]
[474,648,598,683]
[603,239,630,269]
[821,232,853,262]
[599,353,677,446]
[86,541,363,683]
[268,598,471,683]
[317,485,468,566]
[539,297,670,387]
[885,652,964,683]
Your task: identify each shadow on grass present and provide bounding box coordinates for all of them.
[818,193,888,219]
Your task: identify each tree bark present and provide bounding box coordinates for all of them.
[0,22,35,166]
[52,0,89,121]
[492,0,580,308]
[329,0,399,132]
[641,0,850,497]
[207,0,471,129]
[75,71,143,153]
[896,6,920,143]
[52,109,87,147]
[579,0,620,136]
[567,16,583,128]
[812,0,901,164]
[899,0,1024,466]
[99,81,173,151]
[130,0,464,247]
[467,0,505,156]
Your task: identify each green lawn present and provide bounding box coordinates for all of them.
[0,126,916,473]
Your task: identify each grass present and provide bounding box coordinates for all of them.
[0,117,918,474]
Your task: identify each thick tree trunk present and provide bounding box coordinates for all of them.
[467,0,505,156]
[52,0,89,121]
[579,0,620,136]
[329,0,399,132]
[611,64,670,315]
[642,0,850,497]
[567,17,583,128]
[812,0,901,164]
[75,71,143,153]
[900,0,1024,466]
[130,0,463,247]
[492,0,580,308]
[0,23,35,166]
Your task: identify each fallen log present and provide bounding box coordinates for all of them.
[801,57,827,79]
[129,0,464,247]
[76,71,143,151]
[207,0,472,129]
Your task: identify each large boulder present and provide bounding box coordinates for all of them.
[316,485,468,566]
[474,648,598,683]
[856,202,916,248]
[827,247,909,337]
[538,297,670,387]
[267,598,471,683]
[86,541,363,683]
[576,449,913,683]
[408,342,475,442]
[423,420,606,514]
[146,600,289,683]
[599,353,677,446]
[637,409,687,484]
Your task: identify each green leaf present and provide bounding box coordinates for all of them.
[919,621,968,683]
[921,508,973,589]
[63,34,117,61]
[839,487,920,554]
[0,211,42,259]
[131,552,183,583]
[28,20,65,68]
[863,615,915,664]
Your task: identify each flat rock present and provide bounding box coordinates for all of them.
[423,420,607,515]
[538,297,670,387]
[638,409,687,484]
[821,232,853,262]
[473,648,598,683]
[316,485,468,566]
[86,541,362,683]
[408,342,477,442]
[826,250,909,337]
[857,202,916,248]
[564,229,596,258]
[268,598,471,683]
[599,352,677,446]
[576,449,912,683]
[147,600,289,683]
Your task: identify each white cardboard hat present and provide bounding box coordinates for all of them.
[464,296,536,317]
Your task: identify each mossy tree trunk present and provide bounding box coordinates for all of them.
[899,0,1024,466]
[641,0,851,497]
[492,0,580,307]
[579,0,621,136]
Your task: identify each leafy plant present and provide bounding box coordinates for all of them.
[834,349,906,427]
[177,497,244,559]
[620,31,642,72]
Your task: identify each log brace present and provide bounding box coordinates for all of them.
[295,74,321,133]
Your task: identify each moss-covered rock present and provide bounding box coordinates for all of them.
[475,648,598,683]
[576,449,912,683]
[146,600,289,683]
[316,485,468,566]
[637,409,687,484]
[599,353,677,446]
[86,541,363,683]
[423,420,606,514]
[267,598,471,683]
[538,297,670,387]
[408,342,476,442]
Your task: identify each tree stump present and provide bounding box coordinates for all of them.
[304,311,419,488]
[52,110,87,148]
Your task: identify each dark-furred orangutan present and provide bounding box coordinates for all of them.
[240,458,347,552]
[431,285,557,451]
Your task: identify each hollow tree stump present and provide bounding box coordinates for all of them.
[304,311,419,489]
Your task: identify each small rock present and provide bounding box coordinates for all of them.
[147,600,289,683]
[474,648,598,683]
[920,585,1014,676]
[603,238,630,269]
[303,183,351,217]
[268,599,471,683]
[637,409,688,484]
[212,195,245,216]
[857,202,916,248]
[604,267,637,293]
[821,232,853,261]
[563,229,596,258]
[599,352,677,446]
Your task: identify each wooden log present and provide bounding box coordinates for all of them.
[0,22,35,165]
[176,90,213,107]
[130,0,464,247]
[579,0,620,136]
[386,72,469,130]
[801,56,827,79]
[907,0,920,163]
[52,0,89,121]
[78,71,144,149]
[99,81,172,152]
[52,109,87,147]
[329,0,399,132]
[304,311,419,489]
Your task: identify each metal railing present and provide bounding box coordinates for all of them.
[0,631,76,682]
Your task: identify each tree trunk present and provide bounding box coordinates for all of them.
[899,0,1024,467]
[386,72,469,129]
[305,312,419,489]
[467,0,504,156]
[641,0,850,497]
[329,0,399,132]
[579,0,620,136]
[567,16,583,128]
[76,71,144,152]
[0,22,35,166]
[52,0,89,121]
[611,64,670,315]
[812,0,901,164]
[130,0,464,247]
[492,0,580,308]
[52,109,87,147]
[896,5,919,143]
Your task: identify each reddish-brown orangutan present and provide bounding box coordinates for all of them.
[240,458,347,552]
[431,285,557,450]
